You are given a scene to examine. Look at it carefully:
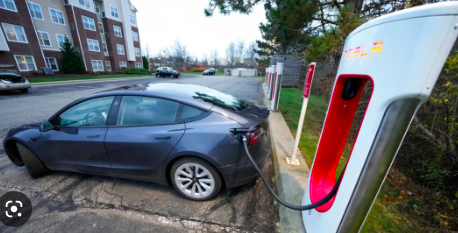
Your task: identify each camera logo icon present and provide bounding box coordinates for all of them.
[0,191,32,227]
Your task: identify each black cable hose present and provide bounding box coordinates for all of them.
[242,136,346,211]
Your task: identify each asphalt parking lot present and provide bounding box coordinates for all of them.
[0,75,278,232]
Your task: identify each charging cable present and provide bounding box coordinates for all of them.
[242,136,345,211]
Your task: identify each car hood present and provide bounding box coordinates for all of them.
[211,103,270,128]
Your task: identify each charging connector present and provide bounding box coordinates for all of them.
[242,136,345,211]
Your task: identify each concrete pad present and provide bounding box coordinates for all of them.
[264,88,311,233]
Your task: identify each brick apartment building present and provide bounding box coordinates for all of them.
[0,0,142,75]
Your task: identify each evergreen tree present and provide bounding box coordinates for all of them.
[61,37,86,74]
[142,56,148,69]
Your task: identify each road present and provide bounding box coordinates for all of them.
[0,75,278,232]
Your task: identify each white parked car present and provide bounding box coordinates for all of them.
[0,73,31,93]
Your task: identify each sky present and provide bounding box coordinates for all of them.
[130,0,267,60]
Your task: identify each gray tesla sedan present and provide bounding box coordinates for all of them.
[2,83,271,201]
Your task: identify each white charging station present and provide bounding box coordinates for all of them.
[301,3,458,232]
[271,63,284,111]
[267,65,276,100]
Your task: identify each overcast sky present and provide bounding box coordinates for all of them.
[130,0,266,59]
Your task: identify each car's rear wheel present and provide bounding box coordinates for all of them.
[16,142,50,178]
[156,73,159,77]
[170,158,222,201]
[20,88,28,93]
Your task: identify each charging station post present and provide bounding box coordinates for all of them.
[287,62,316,166]
[271,63,284,111]
[267,65,276,100]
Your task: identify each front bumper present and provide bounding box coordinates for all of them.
[0,82,31,91]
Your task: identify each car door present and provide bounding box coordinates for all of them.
[104,96,185,177]
[41,96,116,174]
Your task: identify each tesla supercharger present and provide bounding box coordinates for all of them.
[267,65,276,100]
[271,63,284,111]
[265,67,271,94]
[301,3,458,233]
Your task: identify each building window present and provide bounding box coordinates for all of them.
[102,42,108,53]
[132,31,138,41]
[14,55,36,71]
[135,62,142,69]
[49,8,65,25]
[105,61,111,71]
[110,6,118,18]
[28,2,43,20]
[78,0,90,8]
[46,57,58,71]
[1,23,27,43]
[130,14,136,25]
[82,16,95,30]
[37,31,51,46]
[0,0,17,12]
[98,22,104,34]
[116,44,124,55]
[91,60,104,71]
[56,34,66,48]
[87,39,100,52]
[135,47,140,57]
[119,61,127,68]
[93,1,100,13]
[113,25,122,37]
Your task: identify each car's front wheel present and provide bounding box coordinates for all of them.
[170,157,222,201]
[16,142,50,178]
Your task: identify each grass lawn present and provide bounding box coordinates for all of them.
[27,74,152,83]
[279,88,418,233]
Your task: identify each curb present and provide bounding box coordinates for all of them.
[263,84,310,233]
[30,76,155,86]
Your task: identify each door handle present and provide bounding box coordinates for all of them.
[87,135,100,138]
[155,136,171,140]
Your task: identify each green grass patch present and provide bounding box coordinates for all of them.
[279,88,419,233]
[28,74,151,83]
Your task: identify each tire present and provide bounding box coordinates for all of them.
[20,88,28,93]
[156,73,159,77]
[170,157,222,201]
[16,142,50,178]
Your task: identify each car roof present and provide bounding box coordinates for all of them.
[88,83,230,110]
[0,73,21,77]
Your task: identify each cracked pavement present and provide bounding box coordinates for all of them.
[0,75,278,232]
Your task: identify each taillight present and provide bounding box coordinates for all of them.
[249,128,263,145]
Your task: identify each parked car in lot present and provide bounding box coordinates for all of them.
[2,83,271,201]
[203,68,216,76]
[0,73,31,93]
[156,67,180,78]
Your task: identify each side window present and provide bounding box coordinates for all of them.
[52,97,114,127]
[179,105,207,122]
[116,96,179,126]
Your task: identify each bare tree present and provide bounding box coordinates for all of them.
[143,44,151,58]
[168,40,187,70]
[236,40,245,65]
[244,41,258,67]
[225,42,236,66]
[210,49,218,66]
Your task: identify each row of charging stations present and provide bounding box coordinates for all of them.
[264,63,284,111]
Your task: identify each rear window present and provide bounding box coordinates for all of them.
[193,91,249,111]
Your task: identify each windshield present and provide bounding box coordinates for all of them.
[193,91,249,111]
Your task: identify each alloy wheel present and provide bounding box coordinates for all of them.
[174,163,215,199]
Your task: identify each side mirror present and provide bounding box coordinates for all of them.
[40,120,54,132]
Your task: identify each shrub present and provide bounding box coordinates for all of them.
[192,68,205,72]
[118,68,150,75]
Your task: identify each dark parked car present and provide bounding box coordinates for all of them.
[202,68,216,76]
[2,83,271,201]
[156,67,180,78]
